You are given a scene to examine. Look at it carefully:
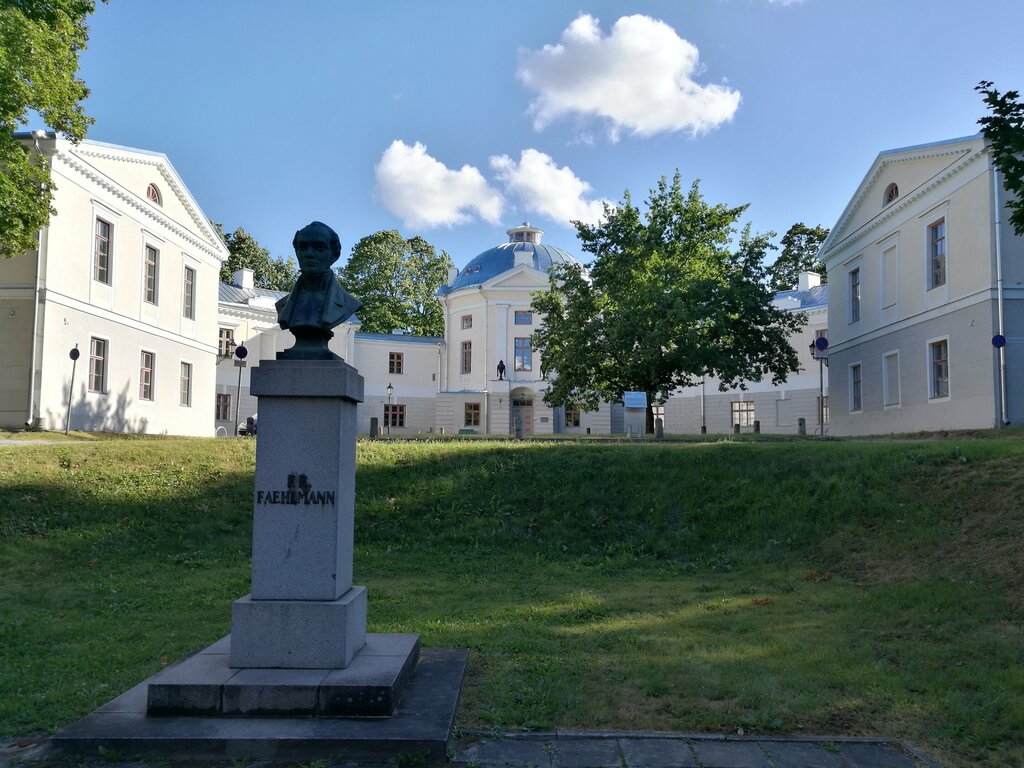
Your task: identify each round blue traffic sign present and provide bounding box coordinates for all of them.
[235,344,248,360]
[69,347,80,361]
[814,336,829,352]
[993,334,1007,348]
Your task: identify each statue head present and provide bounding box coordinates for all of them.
[293,221,342,274]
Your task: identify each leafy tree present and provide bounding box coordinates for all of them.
[977,80,1024,236]
[337,230,452,337]
[0,1,103,259]
[217,225,298,291]
[531,172,805,432]
[769,222,830,292]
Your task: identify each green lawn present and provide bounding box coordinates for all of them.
[1,435,1022,767]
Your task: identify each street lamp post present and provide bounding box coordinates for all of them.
[809,336,829,435]
[386,382,394,436]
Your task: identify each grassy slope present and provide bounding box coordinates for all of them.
[0,436,1021,767]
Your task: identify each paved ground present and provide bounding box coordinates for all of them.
[1,729,939,768]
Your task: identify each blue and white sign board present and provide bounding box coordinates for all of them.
[623,391,648,409]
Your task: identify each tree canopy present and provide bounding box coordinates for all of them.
[337,230,452,337]
[1,1,102,259]
[769,222,829,292]
[977,80,1024,236]
[217,225,297,291]
[531,173,805,427]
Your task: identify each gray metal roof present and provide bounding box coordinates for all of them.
[438,240,583,295]
[355,331,443,345]
[219,283,288,304]
[773,283,828,310]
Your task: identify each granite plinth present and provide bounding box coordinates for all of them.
[148,632,413,716]
[230,587,367,668]
[52,644,465,763]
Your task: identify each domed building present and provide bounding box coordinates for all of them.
[432,222,612,436]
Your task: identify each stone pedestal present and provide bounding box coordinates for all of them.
[230,358,367,669]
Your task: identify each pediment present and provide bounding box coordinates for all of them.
[484,265,552,290]
[821,134,985,261]
[61,140,227,260]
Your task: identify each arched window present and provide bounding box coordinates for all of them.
[883,183,898,205]
[147,183,163,205]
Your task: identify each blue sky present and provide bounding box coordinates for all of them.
[53,0,1024,270]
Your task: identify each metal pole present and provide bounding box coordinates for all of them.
[700,376,707,434]
[235,363,243,435]
[387,390,392,435]
[65,344,79,435]
[818,358,824,436]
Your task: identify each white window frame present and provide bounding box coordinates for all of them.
[461,314,473,330]
[848,266,861,324]
[143,243,160,305]
[388,351,404,375]
[926,217,947,291]
[927,336,951,402]
[179,360,194,407]
[182,263,197,320]
[882,350,900,409]
[88,335,110,394]
[139,348,156,402]
[880,239,899,310]
[848,362,863,413]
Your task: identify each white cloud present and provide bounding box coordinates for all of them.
[375,140,503,228]
[518,14,741,140]
[490,149,609,226]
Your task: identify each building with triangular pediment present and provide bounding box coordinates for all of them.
[819,134,1023,434]
[0,134,228,434]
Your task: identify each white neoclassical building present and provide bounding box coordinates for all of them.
[820,134,1023,435]
[0,134,227,435]
[217,223,828,437]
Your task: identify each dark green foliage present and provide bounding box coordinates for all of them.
[337,230,452,336]
[0,1,102,259]
[216,225,298,291]
[532,173,805,422]
[977,80,1024,236]
[770,222,829,291]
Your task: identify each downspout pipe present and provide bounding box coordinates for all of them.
[26,130,48,428]
[993,164,1010,426]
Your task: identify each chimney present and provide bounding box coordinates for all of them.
[798,271,821,291]
[233,268,254,290]
[447,266,458,286]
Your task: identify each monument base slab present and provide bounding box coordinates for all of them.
[147,632,414,717]
[51,642,466,764]
[230,586,367,669]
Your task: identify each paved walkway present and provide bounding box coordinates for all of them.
[450,731,938,768]
[2,730,938,768]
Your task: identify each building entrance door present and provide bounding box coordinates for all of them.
[510,393,534,435]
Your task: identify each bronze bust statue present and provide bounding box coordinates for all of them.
[275,221,362,359]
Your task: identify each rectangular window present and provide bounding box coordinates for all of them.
[461,341,472,374]
[139,350,155,401]
[928,219,946,289]
[461,314,472,329]
[389,351,404,374]
[144,245,159,304]
[514,310,533,325]
[218,327,235,357]
[930,339,949,399]
[182,266,196,319]
[565,408,580,428]
[89,337,107,393]
[883,352,900,407]
[514,337,532,371]
[216,393,231,421]
[179,361,192,407]
[94,218,112,284]
[849,267,861,323]
[384,403,405,427]
[465,402,481,427]
[819,395,830,425]
[731,401,754,427]
[849,363,862,412]
[882,245,898,308]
